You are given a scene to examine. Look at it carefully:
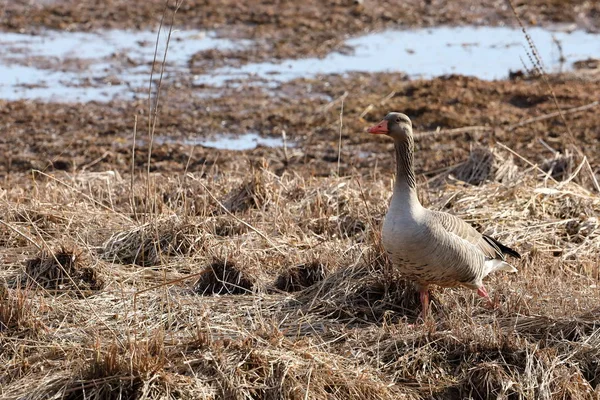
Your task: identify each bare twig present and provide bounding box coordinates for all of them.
[415,126,492,140]
[508,0,577,146]
[130,114,138,220]
[507,101,600,131]
[145,0,184,219]
[337,98,344,177]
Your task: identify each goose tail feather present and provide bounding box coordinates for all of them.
[483,235,521,259]
[486,259,518,274]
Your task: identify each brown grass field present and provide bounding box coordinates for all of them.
[2,127,600,398]
[2,1,600,399]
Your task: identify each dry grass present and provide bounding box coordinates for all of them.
[24,245,104,293]
[1,142,599,399]
[194,257,257,295]
[450,146,519,185]
[274,260,329,292]
[100,218,204,267]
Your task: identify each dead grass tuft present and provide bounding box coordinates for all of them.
[24,245,103,292]
[100,217,203,266]
[297,250,420,323]
[222,168,270,213]
[211,215,249,237]
[450,146,519,185]
[565,215,598,243]
[464,362,516,399]
[274,260,329,292]
[0,286,41,334]
[308,214,367,239]
[194,258,256,295]
[62,335,170,400]
[540,150,576,181]
[503,309,600,341]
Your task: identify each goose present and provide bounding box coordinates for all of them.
[367,112,520,319]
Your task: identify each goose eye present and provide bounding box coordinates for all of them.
[395,118,401,123]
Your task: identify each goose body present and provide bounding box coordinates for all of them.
[382,204,517,290]
[368,112,520,316]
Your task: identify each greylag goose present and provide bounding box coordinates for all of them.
[367,112,520,318]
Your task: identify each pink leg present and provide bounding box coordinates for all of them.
[419,287,430,320]
[477,285,494,307]
[477,285,489,300]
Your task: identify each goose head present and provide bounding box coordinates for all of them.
[367,112,412,142]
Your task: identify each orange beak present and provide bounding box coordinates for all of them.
[367,119,388,134]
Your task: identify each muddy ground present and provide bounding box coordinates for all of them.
[1,1,600,399]
[0,0,599,181]
[2,72,600,183]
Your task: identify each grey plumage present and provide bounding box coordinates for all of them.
[368,112,520,316]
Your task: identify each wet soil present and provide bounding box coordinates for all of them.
[0,1,598,187]
[2,72,600,185]
[2,1,600,187]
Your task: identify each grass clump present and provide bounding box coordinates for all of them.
[57,335,181,400]
[100,218,203,267]
[24,245,103,292]
[194,258,256,295]
[222,169,271,213]
[274,260,329,292]
[0,285,41,334]
[450,146,518,185]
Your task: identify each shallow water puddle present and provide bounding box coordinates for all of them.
[195,26,600,85]
[2,25,599,102]
[0,28,240,101]
[156,132,287,150]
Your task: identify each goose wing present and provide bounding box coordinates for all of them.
[430,210,520,260]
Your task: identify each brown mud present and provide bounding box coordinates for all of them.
[2,72,600,182]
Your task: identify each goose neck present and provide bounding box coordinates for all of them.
[394,139,416,191]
